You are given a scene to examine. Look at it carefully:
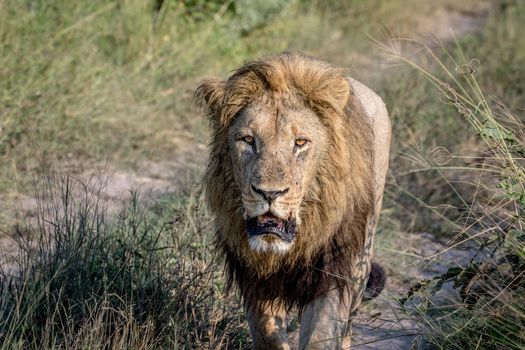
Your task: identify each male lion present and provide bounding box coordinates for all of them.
[195,52,390,349]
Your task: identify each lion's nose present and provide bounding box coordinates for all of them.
[251,185,290,204]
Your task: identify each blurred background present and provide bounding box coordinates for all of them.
[0,1,524,349]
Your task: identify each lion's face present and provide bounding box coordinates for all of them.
[228,99,328,254]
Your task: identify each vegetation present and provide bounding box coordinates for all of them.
[0,0,524,348]
[0,175,249,349]
[383,4,525,348]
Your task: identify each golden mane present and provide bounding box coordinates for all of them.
[195,52,374,308]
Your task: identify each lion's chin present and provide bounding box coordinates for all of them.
[248,235,293,254]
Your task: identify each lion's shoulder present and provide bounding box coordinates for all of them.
[347,78,389,130]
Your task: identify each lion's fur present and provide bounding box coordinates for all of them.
[195,52,375,309]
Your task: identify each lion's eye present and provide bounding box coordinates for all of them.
[295,138,309,147]
[241,135,255,145]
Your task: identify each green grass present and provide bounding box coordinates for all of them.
[0,0,483,193]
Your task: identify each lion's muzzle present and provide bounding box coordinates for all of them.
[246,213,296,243]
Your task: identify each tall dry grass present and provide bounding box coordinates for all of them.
[0,174,248,349]
[378,26,525,349]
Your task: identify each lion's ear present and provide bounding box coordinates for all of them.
[194,78,226,116]
[309,76,352,114]
[331,77,351,112]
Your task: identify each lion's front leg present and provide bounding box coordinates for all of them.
[246,299,290,350]
[298,288,354,350]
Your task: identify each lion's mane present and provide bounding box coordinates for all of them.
[195,52,374,309]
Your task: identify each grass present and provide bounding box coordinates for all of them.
[1,0,525,348]
[378,1,525,235]
[0,0,484,194]
[377,2,525,348]
[0,174,249,349]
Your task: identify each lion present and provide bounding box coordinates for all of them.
[195,52,391,349]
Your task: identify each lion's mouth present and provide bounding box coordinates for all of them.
[246,213,296,243]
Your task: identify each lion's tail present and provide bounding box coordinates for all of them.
[363,262,386,301]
